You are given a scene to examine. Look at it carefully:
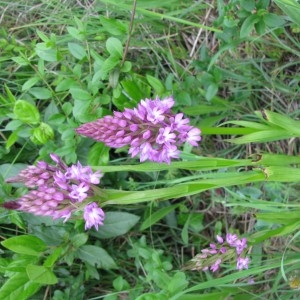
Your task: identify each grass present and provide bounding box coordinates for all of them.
[1,0,300,299]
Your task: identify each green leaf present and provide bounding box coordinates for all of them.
[6,130,20,149]
[1,235,47,256]
[256,211,300,225]
[205,83,218,101]
[4,84,16,103]
[254,153,300,166]
[146,74,165,95]
[62,102,73,115]
[87,143,110,166]
[36,30,50,42]
[55,78,77,92]
[44,100,59,121]
[106,37,123,58]
[140,204,181,231]
[22,77,40,91]
[113,276,130,291]
[263,13,286,27]
[240,0,256,11]
[262,110,300,135]
[99,16,128,35]
[26,264,58,284]
[5,119,23,131]
[273,0,300,26]
[167,272,188,295]
[102,170,266,205]
[101,55,120,78]
[174,91,192,106]
[251,220,300,243]
[182,105,229,116]
[120,61,132,73]
[0,273,41,300]
[43,247,63,268]
[263,166,300,182]
[30,122,54,144]
[99,0,221,32]
[121,79,148,102]
[188,213,204,232]
[227,129,292,144]
[68,42,87,60]
[70,233,88,248]
[11,56,29,66]
[76,245,117,269]
[109,68,120,88]
[240,14,261,38]
[35,43,59,62]
[181,215,190,245]
[61,128,75,140]
[72,99,91,121]
[69,87,92,101]
[13,100,40,124]
[67,26,85,41]
[92,212,140,239]
[29,87,52,100]
[38,58,45,77]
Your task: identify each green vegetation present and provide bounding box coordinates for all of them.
[0,0,300,299]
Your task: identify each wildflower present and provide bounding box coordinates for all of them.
[186,233,251,272]
[236,257,250,270]
[210,258,222,272]
[216,235,224,244]
[76,96,201,164]
[226,233,238,246]
[83,202,105,230]
[235,237,248,255]
[3,154,105,230]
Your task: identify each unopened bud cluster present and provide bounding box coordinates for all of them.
[76,96,201,164]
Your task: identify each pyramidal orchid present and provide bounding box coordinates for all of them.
[76,96,201,164]
[185,233,251,272]
[4,154,105,230]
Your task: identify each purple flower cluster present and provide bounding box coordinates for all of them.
[189,233,250,272]
[4,154,105,230]
[76,96,201,164]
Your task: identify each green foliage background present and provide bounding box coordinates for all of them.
[0,0,300,299]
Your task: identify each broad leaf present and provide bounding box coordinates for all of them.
[76,245,117,269]
[26,264,58,284]
[1,235,47,256]
[92,212,140,239]
[0,272,41,300]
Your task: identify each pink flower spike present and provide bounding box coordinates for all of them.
[76,96,201,163]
